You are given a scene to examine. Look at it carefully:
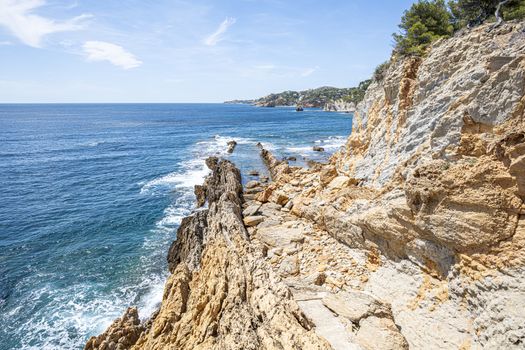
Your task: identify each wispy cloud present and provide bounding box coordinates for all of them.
[82,41,142,69]
[0,40,12,46]
[254,64,276,70]
[0,0,91,48]
[301,66,319,77]
[204,17,236,46]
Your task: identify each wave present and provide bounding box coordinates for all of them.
[315,135,347,150]
[286,136,346,156]
[141,134,275,195]
[140,159,210,195]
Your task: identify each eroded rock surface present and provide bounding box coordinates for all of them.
[88,22,525,350]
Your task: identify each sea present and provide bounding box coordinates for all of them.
[0,103,352,349]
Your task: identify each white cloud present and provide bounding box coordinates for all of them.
[204,17,236,46]
[301,66,319,77]
[82,41,142,70]
[0,40,12,45]
[0,0,91,48]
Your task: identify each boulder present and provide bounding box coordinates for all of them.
[257,225,305,247]
[227,140,237,153]
[355,316,409,350]
[243,215,265,227]
[243,203,262,217]
[322,291,390,323]
[244,186,264,194]
[270,191,290,206]
[327,176,351,190]
[245,180,260,189]
[279,255,300,276]
[320,166,338,186]
[313,146,325,152]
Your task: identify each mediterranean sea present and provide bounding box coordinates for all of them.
[0,103,352,349]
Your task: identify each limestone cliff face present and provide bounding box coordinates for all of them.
[87,21,525,350]
[335,22,525,188]
[287,22,525,348]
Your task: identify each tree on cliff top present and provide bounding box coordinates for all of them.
[503,0,525,20]
[393,0,454,56]
[449,0,525,28]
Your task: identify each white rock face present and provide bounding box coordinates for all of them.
[336,22,525,188]
[324,99,356,113]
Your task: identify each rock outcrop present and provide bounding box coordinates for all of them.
[85,307,145,350]
[87,159,332,350]
[88,21,525,350]
[261,21,525,349]
[323,99,356,113]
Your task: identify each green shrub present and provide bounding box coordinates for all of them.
[449,0,525,28]
[504,0,525,20]
[373,61,391,82]
[393,0,454,56]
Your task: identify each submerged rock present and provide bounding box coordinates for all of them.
[226,140,237,153]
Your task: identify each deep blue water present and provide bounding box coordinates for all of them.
[0,103,352,349]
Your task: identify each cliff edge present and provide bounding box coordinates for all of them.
[86,21,525,349]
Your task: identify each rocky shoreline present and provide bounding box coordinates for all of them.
[323,100,356,113]
[86,22,525,349]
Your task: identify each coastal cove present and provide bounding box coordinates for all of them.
[0,103,352,349]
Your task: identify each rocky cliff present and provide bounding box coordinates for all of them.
[323,100,356,113]
[87,21,525,350]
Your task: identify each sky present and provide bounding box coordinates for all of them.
[0,0,416,103]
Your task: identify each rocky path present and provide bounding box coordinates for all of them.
[241,179,409,350]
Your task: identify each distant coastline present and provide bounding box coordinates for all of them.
[225,82,369,112]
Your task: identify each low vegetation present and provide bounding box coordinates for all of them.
[373,61,391,82]
[394,0,525,56]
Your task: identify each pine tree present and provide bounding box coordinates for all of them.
[449,0,525,28]
[393,0,454,56]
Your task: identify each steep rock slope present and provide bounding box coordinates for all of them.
[279,22,525,349]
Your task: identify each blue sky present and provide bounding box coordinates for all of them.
[0,0,416,102]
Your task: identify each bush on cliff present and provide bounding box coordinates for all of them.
[505,0,525,19]
[393,0,454,56]
[373,61,391,82]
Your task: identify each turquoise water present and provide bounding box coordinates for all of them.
[0,103,352,349]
